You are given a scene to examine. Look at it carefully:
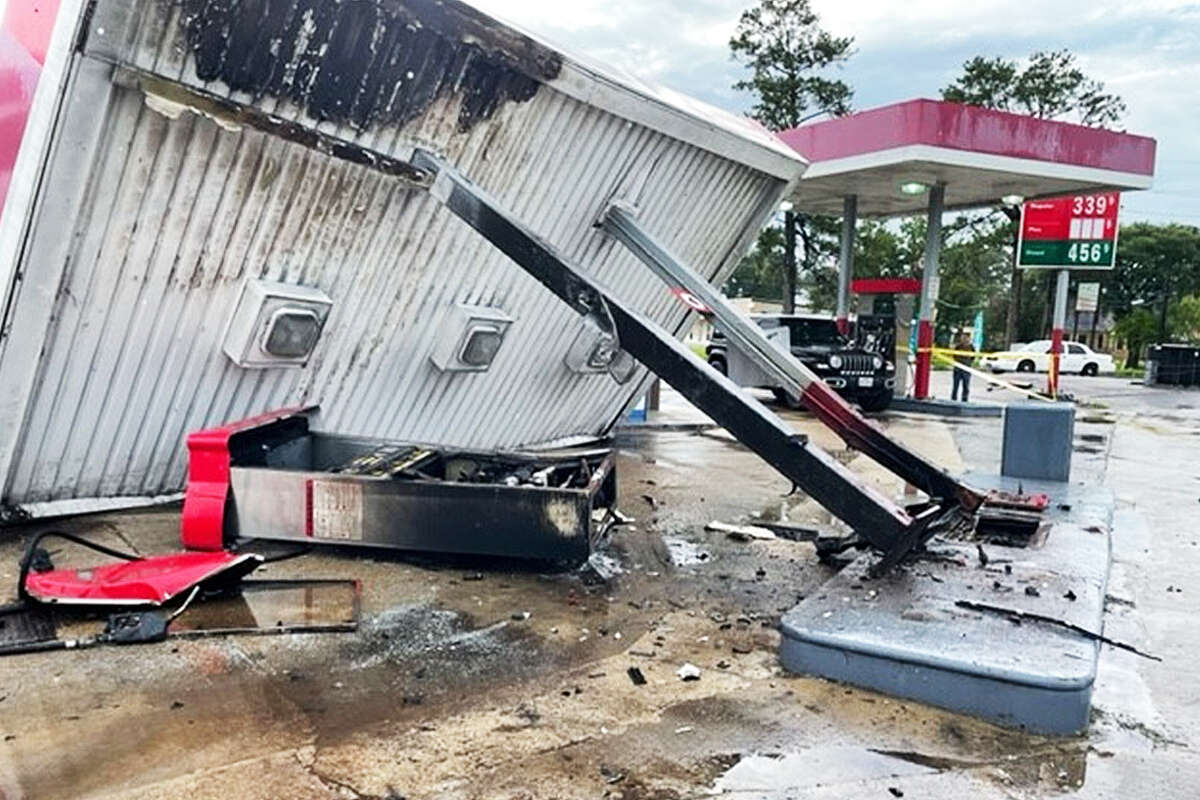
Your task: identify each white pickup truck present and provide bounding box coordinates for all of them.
[981,341,1115,376]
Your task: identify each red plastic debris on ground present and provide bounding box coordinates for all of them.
[24,551,263,606]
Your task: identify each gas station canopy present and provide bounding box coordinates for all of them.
[780,99,1157,216]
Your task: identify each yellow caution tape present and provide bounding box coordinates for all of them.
[919,346,1021,359]
[929,350,1055,402]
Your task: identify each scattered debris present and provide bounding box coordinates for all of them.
[675,726,694,734]
[976,544,989,567]
[627,667,647,686]
[706,521,776,541]
[664,538,712,565]
[677,663,702,682]
[955,600,1161,661]
[1064,590,1078,602]
[641,494,658,509]
[754,521,823,541]
[1025,586,1041,597]
[888,788,905,798]
[611,509,636,526]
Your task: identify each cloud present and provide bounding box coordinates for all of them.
[472,0,1200,225]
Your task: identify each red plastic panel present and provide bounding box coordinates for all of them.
[181,408,307,550]
[779,99,1156,177]
[25,552,263,606]
[851,278,922,296]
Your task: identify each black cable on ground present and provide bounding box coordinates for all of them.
[17,530,142,603]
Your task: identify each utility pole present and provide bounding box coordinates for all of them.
[1049,270,1069,398]
[783,210,797,313]
[1002,205,1022,347]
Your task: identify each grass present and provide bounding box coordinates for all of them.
[1113,366,1146,379]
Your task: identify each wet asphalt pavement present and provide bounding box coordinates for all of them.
[0,376,1196,799]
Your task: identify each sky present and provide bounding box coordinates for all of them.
[3,0,1195,224]
[471,0,1200,227]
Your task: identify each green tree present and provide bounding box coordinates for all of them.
[1114,309,1158,369]
[729,0,854,311]
[941,49,1127,347]
[795,213,842,311]
[1169,295,1200,343]
[1107,223,1200,342]
[852,220,922,280]
[730,0,855,129]
[725,225,786,301]
[942,50,1125,127]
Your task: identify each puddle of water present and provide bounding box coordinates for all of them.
[663,536,712,566]
[171,580,358,634]
[713,747,937,793]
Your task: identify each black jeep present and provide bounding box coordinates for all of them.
[706,314,895,412]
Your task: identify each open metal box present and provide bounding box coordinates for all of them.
[181,410,617,566]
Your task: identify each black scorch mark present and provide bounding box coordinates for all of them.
[176,0,561,132]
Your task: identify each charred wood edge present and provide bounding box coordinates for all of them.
[0,505,32,525]
[109,66,434,187]
[99,0,564,84]
[387,0,564,82]
[955,600,1162,662]
[84,0,562,81]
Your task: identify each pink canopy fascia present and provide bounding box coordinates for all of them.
[0,1,59,213]
[779,99,1157,216]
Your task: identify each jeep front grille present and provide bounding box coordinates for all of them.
[841,354,875,375]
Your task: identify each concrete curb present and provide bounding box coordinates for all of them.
[780,479,1113,735]
[889,397,1005,418]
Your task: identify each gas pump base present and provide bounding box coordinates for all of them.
[181,410,618,566]
[780,478,1113,735]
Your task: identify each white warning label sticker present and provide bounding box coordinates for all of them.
[309,480,364,541]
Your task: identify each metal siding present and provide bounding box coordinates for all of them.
[0,2,792,507]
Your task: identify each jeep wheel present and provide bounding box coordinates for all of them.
[857,389,894,413]
[1017,359,1036,373]
[771,387,805,410]
[708,356,727,376]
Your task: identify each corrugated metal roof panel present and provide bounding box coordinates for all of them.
[0,0,799,510]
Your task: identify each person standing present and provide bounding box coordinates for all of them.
[951,330,975,402]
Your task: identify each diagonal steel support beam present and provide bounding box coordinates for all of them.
[600,201,983,514]
[412,149,929,554]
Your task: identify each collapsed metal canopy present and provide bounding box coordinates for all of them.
[0,0,806,516]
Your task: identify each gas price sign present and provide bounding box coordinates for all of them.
[1017,192,1120,269]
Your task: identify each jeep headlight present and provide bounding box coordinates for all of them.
[828,355,844,370]
[873,355,884,370]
